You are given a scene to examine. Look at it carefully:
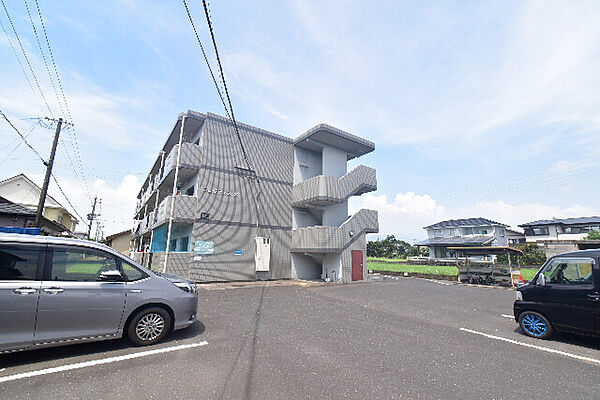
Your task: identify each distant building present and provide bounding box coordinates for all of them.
[0,174,78,233]
[519,217,600,257]
[106,229,131,256]
[0,195,68,235]
[519,217,600,242]
[506,229,526,245]
[418,218,509,259]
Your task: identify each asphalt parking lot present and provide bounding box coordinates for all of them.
[1,276,599,399]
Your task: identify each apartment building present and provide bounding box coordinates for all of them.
[131,110,378,283]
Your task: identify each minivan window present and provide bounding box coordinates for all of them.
[540,257,594,286]
[121,260,146,281]
[51,248,118,282]
[0,246,40,280]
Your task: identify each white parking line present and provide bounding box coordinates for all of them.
[460,328,600,366]
[501,314,514,319]
[0,341,208,384]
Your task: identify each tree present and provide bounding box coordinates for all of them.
[367,235,413,258]
[497,243,546,266]
[584,230,600,240]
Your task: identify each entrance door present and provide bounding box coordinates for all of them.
[351,250,363,281]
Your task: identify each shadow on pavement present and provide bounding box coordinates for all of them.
[513,326,600,351]
[0,321,205,370]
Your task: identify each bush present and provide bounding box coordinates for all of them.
[497,243,546,266]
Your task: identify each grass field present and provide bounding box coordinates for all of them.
[367,261,458,276]
[368,259,541,282]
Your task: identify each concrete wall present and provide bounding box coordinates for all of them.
[322,146,347,178]
[294,147,322,184]
[291,253,321,279]
[188,114,294,281]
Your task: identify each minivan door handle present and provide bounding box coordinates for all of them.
[43,287,64,294]
[587,293,600,301]
[13,287,37,295]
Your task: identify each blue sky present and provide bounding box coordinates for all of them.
[1,0,600,241]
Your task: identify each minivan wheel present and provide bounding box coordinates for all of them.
[127,307,172,346]
[519,311,553,339]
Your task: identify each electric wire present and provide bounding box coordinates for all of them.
[201,0,252,171]
[181,0,232,121]
[23,0,65,117]
[1,0,54,117]
[34,0,92,202]
[50,173,87,223]
[0,119,41,167]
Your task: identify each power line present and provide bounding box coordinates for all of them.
[201,0,252,171]
[0,110,46,164]
[33,0,92,202]
[0,118,40,167]
[51,173,86,223]
[1,0,54,117]
[181,0,232,121]
[23,0,65,117]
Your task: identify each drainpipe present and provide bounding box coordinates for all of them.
[163,115,186,273]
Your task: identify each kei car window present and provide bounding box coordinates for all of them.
[541,257,594,286]
[0,246,40,281]
[50,248,118,282]
[121,260,146,281]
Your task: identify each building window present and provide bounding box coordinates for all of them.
[180,236,189,252]
[186,186,194,196]
[528,227,549,235]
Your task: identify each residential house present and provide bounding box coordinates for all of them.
[519,217,600,257]
[418,218,509,260]
[106,229,132,256]
[0,195,68,235]
[0,174,79,233]
[506,229,526,245]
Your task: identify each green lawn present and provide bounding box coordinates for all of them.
[368,261,458,276]
[368,261,541,282]
[367,257,408,263]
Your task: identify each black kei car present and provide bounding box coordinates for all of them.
[514,249,600,339]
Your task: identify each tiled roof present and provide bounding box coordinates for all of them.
[424,218,508,229]
[519,216,600,227]
[0,202,35,216]
[417,236,494,246]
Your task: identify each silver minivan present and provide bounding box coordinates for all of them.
[0,233,198,353]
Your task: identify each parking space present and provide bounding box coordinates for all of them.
[1,278,599,399]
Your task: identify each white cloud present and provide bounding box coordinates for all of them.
[30,173,140,237]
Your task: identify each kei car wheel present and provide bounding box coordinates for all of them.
[519,311,553,339]
[127,307,172,346]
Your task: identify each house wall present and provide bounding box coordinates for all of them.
[108,233,131,256]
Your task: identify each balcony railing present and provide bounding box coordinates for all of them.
[291,209,378,253]
[292,165,376,208]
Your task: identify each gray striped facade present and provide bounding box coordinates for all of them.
[132,110,378,283]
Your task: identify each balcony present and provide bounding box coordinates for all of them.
[292,165,376,208]
[136,142,202,215]
[152,195,197,228]
[291,209,378,253]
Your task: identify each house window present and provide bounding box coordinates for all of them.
[434,230,443,237]
[463,228,473,235]
[186,186,194,196]
[500,229,505,237]
[57,214,63,225]
[530,227,549,235]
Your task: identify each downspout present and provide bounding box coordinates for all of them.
[163,116,186,273]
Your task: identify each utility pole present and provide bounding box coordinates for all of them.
[87,196,97,239]
[35,118,63,227]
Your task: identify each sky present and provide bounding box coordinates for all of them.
[1,0,600,242]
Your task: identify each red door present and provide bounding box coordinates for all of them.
[351,250,363,281]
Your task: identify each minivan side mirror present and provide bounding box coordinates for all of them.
[98,270,124,282]
[537,273,546,286]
